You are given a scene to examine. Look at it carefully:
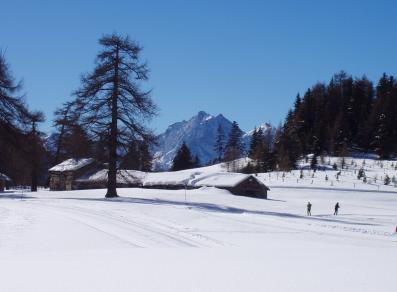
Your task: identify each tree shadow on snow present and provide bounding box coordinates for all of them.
[61,196,379,227]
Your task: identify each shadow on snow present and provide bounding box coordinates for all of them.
[0,191,36,199]
[60,196,379,227]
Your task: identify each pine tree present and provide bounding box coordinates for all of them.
[249,127,266,161]
[192,155,201,168]
[275,111,300,170]
[370,74,397,158]
[310,154,318,170]
[384,174,391,185]
[52,101,77,164]
[171,142,195,171]
[72,33,157,197]
[213,124,225,162]
[63,124,92,159]
[224,121,243,162]
[120,140,153,171]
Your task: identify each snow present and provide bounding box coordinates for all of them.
[1,156,396,291]
[77,169,146,185]
[260,155,397,193]
[143,171,195,186]
[194,172,257,187]
[0,172,11,181]
[49,158,94,172]
[74,159,256,189]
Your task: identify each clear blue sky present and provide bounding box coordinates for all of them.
[1,0,397,133]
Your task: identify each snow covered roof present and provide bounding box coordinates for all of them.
[67,159,269,191]
[76,169,146,184]
[49,158,95,172]
[194,173,267,188]
[143,171,197,187]
[0,173,11,181]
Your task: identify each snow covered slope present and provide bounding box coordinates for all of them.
[1,155,396,292]
[152,111,273,170]
[261,155,397,193]
[0,184,396,292]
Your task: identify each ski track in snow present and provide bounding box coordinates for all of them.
[20,198,226,248]
[1,185,396,292]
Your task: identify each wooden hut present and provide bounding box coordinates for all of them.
[194,173,269,198]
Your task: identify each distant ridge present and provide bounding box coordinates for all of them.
[152,111,273,170]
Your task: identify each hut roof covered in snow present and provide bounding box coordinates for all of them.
[49,158,95,172]
[76,169,146,185]
[143,171,199,187]
[194,173,268,189]
[0,173,11,181]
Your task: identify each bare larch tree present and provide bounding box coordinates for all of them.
[73,33,157,198]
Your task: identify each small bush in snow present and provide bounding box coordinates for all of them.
[357,168,365,180]
[384,175,390,185]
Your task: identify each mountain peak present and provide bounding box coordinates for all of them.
[196,110,212,120]
[152,111,274,170]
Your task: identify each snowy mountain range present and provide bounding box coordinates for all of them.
[152,111,272,170]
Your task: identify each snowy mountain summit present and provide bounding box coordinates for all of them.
[152,111,272,170]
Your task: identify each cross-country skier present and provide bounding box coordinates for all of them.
[307,201,312,216]
[334,202,340,215]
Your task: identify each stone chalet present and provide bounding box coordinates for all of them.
[0,173,11,192]
[49,158,99,191]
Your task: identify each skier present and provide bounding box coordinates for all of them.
[307,201,312,216]
[334,202,340,215]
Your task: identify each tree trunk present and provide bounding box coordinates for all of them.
[106,47,119,198]
[31,166,37,192]
[31,123,38,192]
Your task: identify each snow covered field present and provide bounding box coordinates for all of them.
[1,181,396,292]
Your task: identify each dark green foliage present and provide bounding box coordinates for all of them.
[171,142,196,171]
[241,162,256,174]
[310,154,318,170]
[120,140,153,171]
[276,71,397,165]
[357,168,365,180]
[51,101,92,164]
[224,121,243,162]
[213,124,225,162]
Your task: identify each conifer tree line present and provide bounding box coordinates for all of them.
[275,71,397,170]
[171,142,200,171]
[172,121,248,172]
